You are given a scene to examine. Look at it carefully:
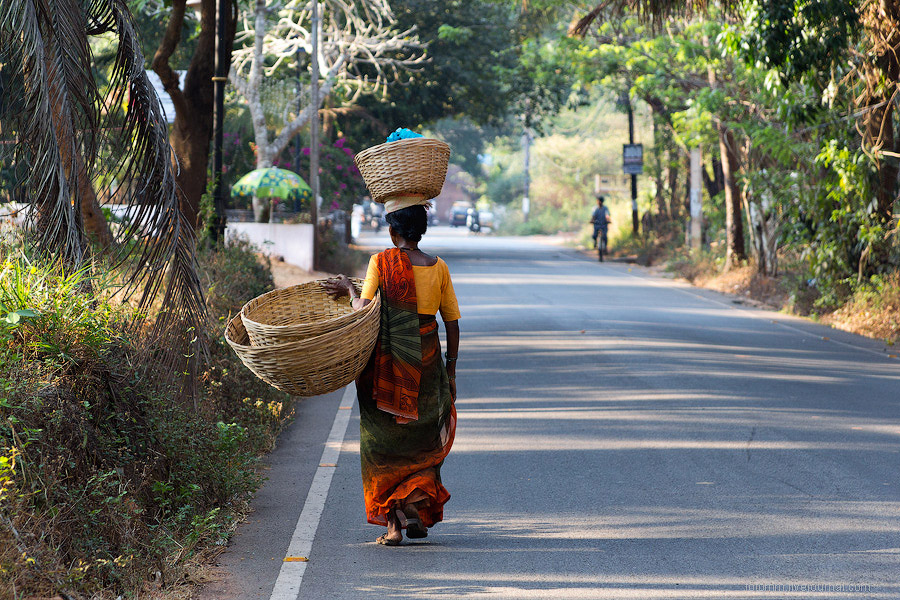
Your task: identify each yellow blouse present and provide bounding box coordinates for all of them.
[360,254,461,321]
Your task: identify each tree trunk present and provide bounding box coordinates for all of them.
[718,125,746,269]
[702,156,724,202]
[668,148,680,222]
[857,1,900,272]
[76,150,113,248]
[682,151,691,223]
[251,157,272,222]
[652,119,669,221]
[152,0,237,229]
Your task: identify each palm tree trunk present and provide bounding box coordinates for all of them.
[75,150,113,248]
[42,22,115,253]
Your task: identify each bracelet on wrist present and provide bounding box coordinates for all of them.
[445,353,457,363]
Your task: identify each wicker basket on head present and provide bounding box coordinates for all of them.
[225,291,380,397]
[354,138,450,202]
[241,278,366,346]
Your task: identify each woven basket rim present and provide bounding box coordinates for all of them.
[355,138,451,203]
[240,278,366,332]
[227,290,380,351]
[355,137,450,164]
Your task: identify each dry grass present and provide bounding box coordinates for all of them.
[699,265,791,309]
[824,273,900,343]
[683,262,898,344]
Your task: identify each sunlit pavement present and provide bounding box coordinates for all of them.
[204,228,900,600]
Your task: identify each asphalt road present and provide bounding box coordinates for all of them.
[202,227,900,600]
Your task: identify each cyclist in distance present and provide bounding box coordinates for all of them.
[590,195,611,262]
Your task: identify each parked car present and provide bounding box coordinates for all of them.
[449,203,471,227]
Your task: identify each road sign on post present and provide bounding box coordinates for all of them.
[623,144,643,175]
[623,142,642,233]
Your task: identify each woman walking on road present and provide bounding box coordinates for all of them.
[323,197,460,546]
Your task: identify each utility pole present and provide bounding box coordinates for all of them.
[294,46,304,196]
[210,0,228,242]
[522,128,532,222]
[626,97,638,234]
[309,0,320,269]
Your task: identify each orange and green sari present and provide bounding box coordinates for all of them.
[356,248,456,528]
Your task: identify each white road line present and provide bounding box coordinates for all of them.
[268,385,356,600]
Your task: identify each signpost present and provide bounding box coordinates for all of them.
[622,144,643,175]
[623,142,642,233]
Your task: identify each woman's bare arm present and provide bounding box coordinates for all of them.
[350,297,372,311]
[444,319,459,399]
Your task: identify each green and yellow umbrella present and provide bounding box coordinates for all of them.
[231,167,312,204]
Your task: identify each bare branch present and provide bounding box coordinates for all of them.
[230,0,424,168]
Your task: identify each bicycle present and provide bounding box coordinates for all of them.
[597,230,608,262]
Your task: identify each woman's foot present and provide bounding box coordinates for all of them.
[377,508,403,545]
[401,504,428,539]
[376,532,402,545]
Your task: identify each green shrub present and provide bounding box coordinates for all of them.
[0,239,291,598]
[197,235,275,319]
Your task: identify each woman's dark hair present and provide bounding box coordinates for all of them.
[385,205,428,242]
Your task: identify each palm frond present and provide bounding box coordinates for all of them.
[1,0,91,262]
[1,0,208,393]
[569,0,737,36]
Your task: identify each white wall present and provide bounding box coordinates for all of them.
[226,222,315,272]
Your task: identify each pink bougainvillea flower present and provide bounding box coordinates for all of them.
[334,138,346,148]
[343,148,354,157]
[302,147,311,156]
[339,182,347,190]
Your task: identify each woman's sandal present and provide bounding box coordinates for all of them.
[377,508,403,546]
[399,506,428,539]
[376,532,402,546]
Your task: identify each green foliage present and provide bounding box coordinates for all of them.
[0,239,289,597]
[0,257,124,364]
[347,0,522,143]
[340,0,577,150]
[197,235,275,318]
[126,0,200,71]
[726,0,859,85]
[317,228,370,276]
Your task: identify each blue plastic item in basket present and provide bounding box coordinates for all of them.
[387,128,423,142]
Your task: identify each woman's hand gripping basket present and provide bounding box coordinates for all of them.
[225,279,380,397]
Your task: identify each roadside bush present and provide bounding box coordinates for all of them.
[197,234,275,318]
[827,272,900,342]
[666,249,722,283]
[0,238,290,598]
